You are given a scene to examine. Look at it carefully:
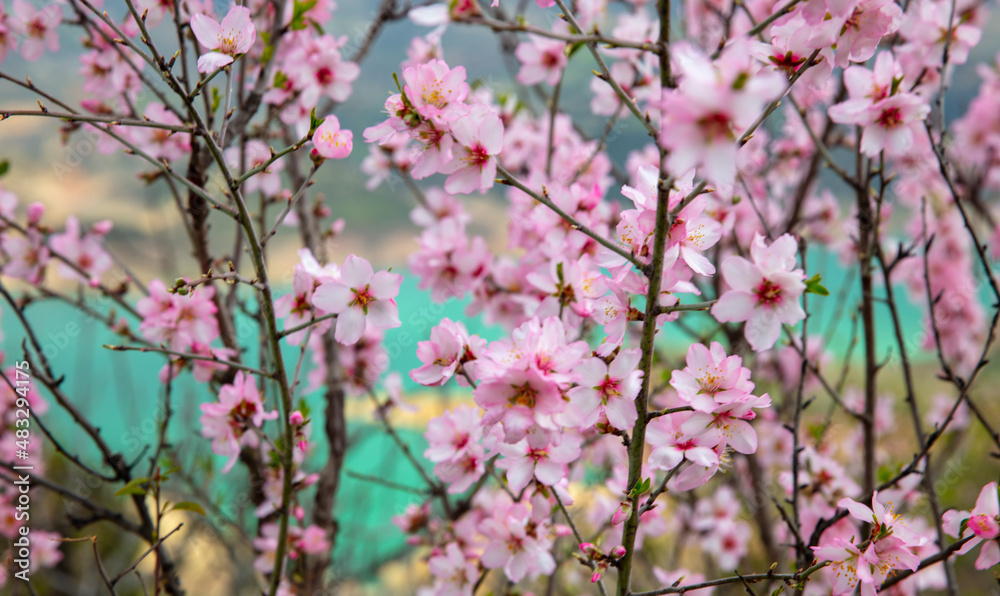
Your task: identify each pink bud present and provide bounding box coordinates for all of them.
[610,545,626,558]
[579,542,596,553]
[288,550,298,559]
[298,440,308,451]
[92,219,113,235]
[293,506,305,521]
[289,410,304,425]
[88,276,101,288]
[26,202,44,226]
[331,218,346,235]
[591,565,607,583]
[611,501,632,526]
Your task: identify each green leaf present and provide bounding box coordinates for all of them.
[297,398,311,420]
[804,273,830,296]
[771,586,785,596]
[211,87,221,114]
[114,477,149,497]
[290,0,317,30]
[273,70,288,89]
[308,107,324,136]
[890,75,903,96]
[172,501,206,516]
[0,160,9,177]
[565,41,585,58]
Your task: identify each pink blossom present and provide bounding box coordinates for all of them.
[408,218,491,302]
[515,35,568,86]
[225,140,285,195]
[425,405,484,464]
[440,106,504,194]
[312,255,402,345]
[646,413,722,490]
[829,52,930,157]
[137,103,191,162]
[670,342,755,412]
[296,525,329,556]
[311,115,353,160]
[286,35,360,106]
[11,0,60,62]
[664,196,723,276]
[479,503,556,582]
[563,349,642,431]
[411,319,486,386]
[137,280,220,351]
[711,233,806,351]
[402,59,470,126]
[190,6,256,73]
[428,542,478,596]
[49,216,113,285]
[199,372,278,473]
[660,40,782,184]
[496,433,582,493]
[943,482,1000,569]
[1,228,48,284]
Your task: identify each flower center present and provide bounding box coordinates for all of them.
[698,112,733,141]
[876,106,903,129]
[316,66,334,86]
[509,382,538,408]
[463,144,491,168]
[349,285,375,314]
[755,279,783,307]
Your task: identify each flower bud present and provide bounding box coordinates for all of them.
[26,202,44,226]
[611,500,632,526]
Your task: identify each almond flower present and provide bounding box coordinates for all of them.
[711,233,806,351]
[312,254,402,345]
[828,51,930,157]
[943,482,1000,569]
[190,6,256,74]
[199,372,278,473]
[311,115,353,160]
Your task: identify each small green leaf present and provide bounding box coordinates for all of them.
[804,273,830,296]
[273,70,288,89]
[211,87,221,114]
[565,41,585,58]
[114,477,149,497]
[290,0,317,30]
[297,398,311,420]
[0,160,9,177]
[771,586,785,596]
[172,501,206,516]
[890,75,903,96]
[308,107,324,136]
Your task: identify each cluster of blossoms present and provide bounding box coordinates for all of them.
[813,493,928,596]
[0,194,114,288]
